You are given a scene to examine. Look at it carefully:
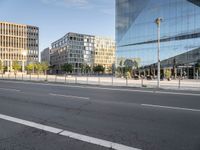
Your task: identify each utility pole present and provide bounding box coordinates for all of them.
[155,17,163,88]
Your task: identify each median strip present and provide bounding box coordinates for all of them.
[0,113,141,150]
[141,104,200,112]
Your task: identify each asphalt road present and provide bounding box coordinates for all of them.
[0,80,200,150]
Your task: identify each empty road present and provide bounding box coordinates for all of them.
[0,80,200,150]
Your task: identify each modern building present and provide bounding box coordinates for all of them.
[116,0,200,78]
[50,32,95,73]
[50,32,116,74]
[41,47,51,65]
[0,22,39,72]
[94,36,115,73]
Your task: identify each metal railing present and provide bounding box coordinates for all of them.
[0,73,200,90]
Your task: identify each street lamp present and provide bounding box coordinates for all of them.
[155,17,163,88]
[22,50,27,73]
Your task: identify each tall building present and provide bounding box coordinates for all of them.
[116,0,200,77]
[0,22,39,72]
[50,32,95,73]
[94,36,115,73]
[41,47,51,65]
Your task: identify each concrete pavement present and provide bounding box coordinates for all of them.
[0,80,200,150]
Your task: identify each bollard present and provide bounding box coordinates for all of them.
[75,76,77,84]
[55,75,57,82]
[98,76,100,85]
[141,77,144,87]
[22,74,23,80]
[30,74,31,81]
[87,75,88,84]
[65,74,67,84]
[111,76,113,86]
[178,77,181,89]
[15,74,16,80]
[46,74,48,82]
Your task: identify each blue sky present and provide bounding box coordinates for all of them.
[0,0,115,51]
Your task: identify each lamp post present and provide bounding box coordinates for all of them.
[22,50,27,73]
[155,17,163,88]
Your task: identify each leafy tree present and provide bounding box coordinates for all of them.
[195,59,200,72]
[25,63,35,74]
[12,61,21,74]
[165,69,172,81]
[41,62,49,75]
[34,62,43,74]
[62,63,73,74]
[93,65,105,74]
[0,60,3,73]
[81,64,91,74]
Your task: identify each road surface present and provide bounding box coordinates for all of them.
[0,80,200,150]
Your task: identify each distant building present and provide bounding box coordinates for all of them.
[94,36,115,73]
[41,47,51,65]
[0,22,39,72]
[50,32,116,74]
[50,32,95,73]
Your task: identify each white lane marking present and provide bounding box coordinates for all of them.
[49,93,90,100]
[0,87,20,92]
[0,114,62,133]
[141,104,200,112]
[60,130,140,150]
[155,91,200,96]
[1,80,200,96]
[0,113,141,150]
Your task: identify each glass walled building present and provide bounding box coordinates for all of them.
[116,0,200,71]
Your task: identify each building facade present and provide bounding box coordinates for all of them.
[50,32,116,74]
[50,32,95,73]
[94,36,115,73]
[41,47,51,65]
[116,0,200,76]
[0,22,39,72]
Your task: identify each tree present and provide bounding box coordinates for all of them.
[62,63,73,74]
[41,62,49,75]
[0,60,3,73]
[165,69,172,81]
[195,59,200,72]
[12,61,21,74]
[80,64,91,74]
[93,65,105,74]
[25,63,35,74]
[34,62,43,74]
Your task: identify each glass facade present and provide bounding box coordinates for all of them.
[116,0,200,67]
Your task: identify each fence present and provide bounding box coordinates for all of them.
[0,73,200,90]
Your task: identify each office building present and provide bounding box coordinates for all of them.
[50,32,116,74]
[94,36,115,73]
[41,47,51,65]
[50,32,95,73]
[0,22,39,72]
[116,0,200,78]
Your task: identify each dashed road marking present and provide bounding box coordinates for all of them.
[49,93,90,100]
[0,87,20,92]
[141,104,200,112]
